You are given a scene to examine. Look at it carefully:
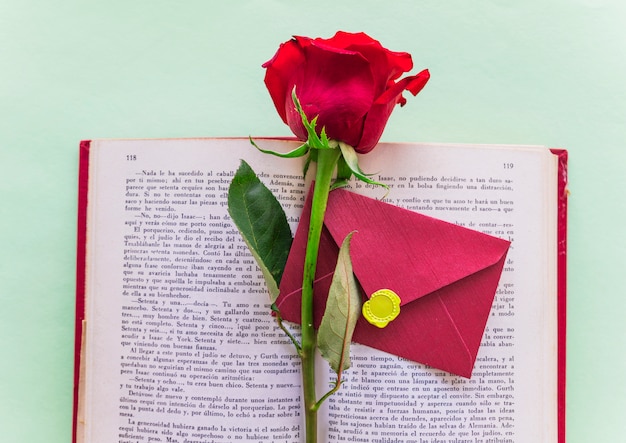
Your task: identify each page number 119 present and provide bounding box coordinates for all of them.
[503,162,514,169]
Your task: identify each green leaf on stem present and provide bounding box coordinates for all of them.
[318,232,362,374]
[227,160,293,302]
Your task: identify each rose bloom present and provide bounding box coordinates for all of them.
[263,31,429,154]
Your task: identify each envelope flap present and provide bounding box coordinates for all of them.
[324,189,510,305]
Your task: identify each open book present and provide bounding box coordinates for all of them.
[74,138,567,443]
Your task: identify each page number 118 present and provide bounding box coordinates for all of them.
[126,154,137,161]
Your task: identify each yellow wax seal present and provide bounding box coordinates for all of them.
[362,289,401,328]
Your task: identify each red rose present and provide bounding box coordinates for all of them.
[263,31,430,154]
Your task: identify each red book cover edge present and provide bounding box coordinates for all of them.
[73,140,91,443]
[551,148,568,443]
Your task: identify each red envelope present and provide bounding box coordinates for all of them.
[276,187,510,378]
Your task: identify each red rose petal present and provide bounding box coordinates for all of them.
[353,100,396,153]
[374,69,430,105]
[263,39,307,124]
[405,69,431,96]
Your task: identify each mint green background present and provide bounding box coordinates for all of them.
[1,1,624,441]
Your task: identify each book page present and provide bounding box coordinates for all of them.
[81,138,558,443]
[320,143,558,443]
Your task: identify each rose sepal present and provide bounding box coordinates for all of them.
[249,137,310,159]
[292,88,335,151]
[337,141,389,191]
[330,155,353,190]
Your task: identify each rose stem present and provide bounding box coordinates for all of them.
[301,147,341,443]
